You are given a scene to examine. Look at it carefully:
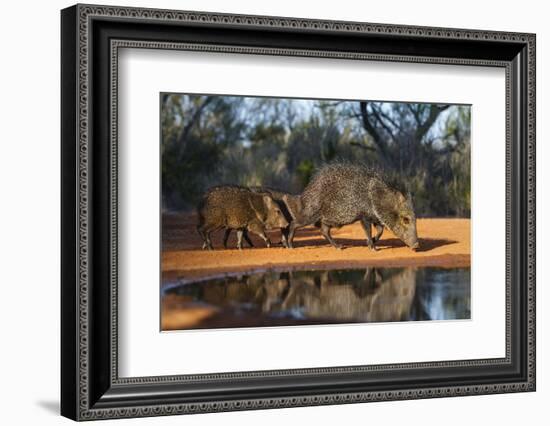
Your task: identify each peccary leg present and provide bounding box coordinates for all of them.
[222,229,231,249]
[197,226,208,250]
[372,223,384,243]
[204,230,214,251]
[197,226,213,250]
[320,223,343,250]
[287,220,309,249]
[280,227,289,248]
[287,222,299,249]
[242,230,254,247]
[248,223,272,248]
[223,229,253,249]
[236,229,244,250]
[257,231,272,248]
[360,218,377,251]
[286,218,321,249]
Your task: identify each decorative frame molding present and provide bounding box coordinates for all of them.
[61,3,535,421]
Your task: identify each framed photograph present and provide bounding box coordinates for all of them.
[61,4,536,421]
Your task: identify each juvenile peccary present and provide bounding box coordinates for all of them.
[287,163,419,250]
[248,187,302,247]
[221,187,302,248]
[197,185,289,250]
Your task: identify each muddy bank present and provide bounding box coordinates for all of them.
[161,214,470,281]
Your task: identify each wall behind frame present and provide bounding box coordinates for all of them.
[0,0,546,425]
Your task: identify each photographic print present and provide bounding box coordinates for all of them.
[61,6,535,418]
[160,94,471,331]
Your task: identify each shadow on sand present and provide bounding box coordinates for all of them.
[288,236,457,252]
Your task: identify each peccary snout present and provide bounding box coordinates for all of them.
[249,187,301,247]
[391,215,418,250]
[261,195,289,230]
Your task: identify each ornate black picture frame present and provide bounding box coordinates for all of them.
[61,3,535,421]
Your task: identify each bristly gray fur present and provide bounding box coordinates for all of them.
[308,161,410,197]
[288,161,418,249]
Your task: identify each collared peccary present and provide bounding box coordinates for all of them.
[197,185,289,250]
[287,163,419,250]
[249,187,302,248]
[221,186,302,248]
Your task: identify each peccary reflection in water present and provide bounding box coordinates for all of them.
[164,267,470,329]
[277,268,415,322]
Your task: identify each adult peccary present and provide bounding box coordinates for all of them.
[197,185,289,250]
[287,163,419,250]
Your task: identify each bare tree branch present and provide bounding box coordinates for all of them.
[359,101,392,165]
[407,104,422,126]
[369,104,400,145]
[316,101,346,108]
[415,104,450,141]
[349,141,377,151]
[161,93,170,109]
[376,108,402,131]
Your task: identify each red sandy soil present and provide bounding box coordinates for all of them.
[161,213,470,282]
[161,293,350,331]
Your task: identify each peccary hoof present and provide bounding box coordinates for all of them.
[369,245,378,252]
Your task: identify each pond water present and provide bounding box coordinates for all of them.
[161,267,470,331]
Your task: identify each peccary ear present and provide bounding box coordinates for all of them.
[262,194,274,209]
[397,191,407,204]
[372,185,400,227]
